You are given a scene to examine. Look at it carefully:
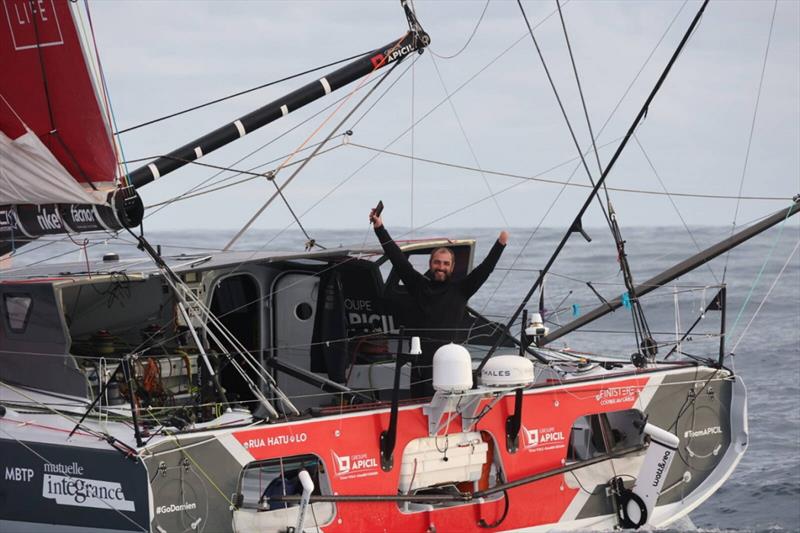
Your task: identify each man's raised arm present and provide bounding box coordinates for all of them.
[460,231,508,297]
[370,209,424,290]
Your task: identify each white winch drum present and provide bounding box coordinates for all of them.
[432,344,473,392]
[479,355,535,387]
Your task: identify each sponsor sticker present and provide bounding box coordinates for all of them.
[684,426,723,439]
[331,451,379,480]
[242,432,308,450]
[156,502,198,515]
[42,473,135,511]
[521,425,566,453]
[595,385,639,406]
[3,0,64,51]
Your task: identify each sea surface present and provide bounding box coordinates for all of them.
[5,223,799,531]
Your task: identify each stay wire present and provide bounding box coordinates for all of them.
[428,52,509,227]
[729,238,799,354]
[481,0,689,313]
[142,78,383,221]
[556,0,603,176]
[223,53,405,251]
[345,142,787,202]
[516,0,613,231]
[429,0,491,60]
[722,0,779,284]
[633,133,719,284]
[142,144,344,209]
[114,50,373,135]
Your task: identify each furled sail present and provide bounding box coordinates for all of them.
[0,0,141,253]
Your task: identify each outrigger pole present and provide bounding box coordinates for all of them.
[126,1,429,189]
[542,198,800,346]
[476,0,710,373]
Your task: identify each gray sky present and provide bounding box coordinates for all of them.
[90,0,799,234]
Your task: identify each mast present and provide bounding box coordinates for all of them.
[541,198,800,345]
[126,1,429,189]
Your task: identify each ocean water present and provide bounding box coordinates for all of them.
[5,223,799,531]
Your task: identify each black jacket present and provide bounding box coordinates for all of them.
[374,225,505,344]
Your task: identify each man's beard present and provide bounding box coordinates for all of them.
[432,270,450,282]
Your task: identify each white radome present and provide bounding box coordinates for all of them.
[480,355,535,388]
[432,343,473,392]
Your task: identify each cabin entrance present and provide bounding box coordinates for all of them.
[209,273,262,406]
[271,272,320,410]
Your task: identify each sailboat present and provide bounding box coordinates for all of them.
[1,1,797,531]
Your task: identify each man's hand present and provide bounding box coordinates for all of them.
[498,231,509,246]
[369,208,383,228]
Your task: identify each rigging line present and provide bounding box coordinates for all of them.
[347,4,566,152]
[522,0,649,350]
[479,0,713,370]
[411,49,415,235]
[516,0,613,231]
[730,239,799,354]
[262,6,569,249]
[633,134,719,284]
[142,71,390,222]
[429,0,491,59]
[268,177,321,248]
[428,52,509,227]
[141,144,344,208]
[143,120,340,219]
[79,0,128,188]
[722,0,779,284]
[727,209,796,351]
[480,0,690,313]
[346,142,789,202]
[555,0,602,176]
[0,234,120,271]
[114,50,373,135]
[347,53,421,132]
[223,49,407,251]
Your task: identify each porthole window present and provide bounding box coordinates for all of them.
[295,302,313,321]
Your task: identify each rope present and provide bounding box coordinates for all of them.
[727,202,795,348]
[516,0,613,230]
[428,52,509,226]
[730,237,799,354]
[344,142,788,202]
[142,143,344,208]
[633,134,719,283]
[113,50,373,135]
[429,0,491,59]
[723,0,779,282]
[223,34,410,251]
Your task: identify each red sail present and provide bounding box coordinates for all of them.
[0,0,117,188]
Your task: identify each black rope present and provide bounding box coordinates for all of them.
[516,0,613,230]
[114,50,373,135]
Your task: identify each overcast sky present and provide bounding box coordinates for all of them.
[88,0,799,236]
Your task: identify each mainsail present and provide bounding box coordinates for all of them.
[0,0,141,253]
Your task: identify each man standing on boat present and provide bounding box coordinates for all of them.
[369,207,508,397]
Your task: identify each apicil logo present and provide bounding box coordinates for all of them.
[524,426,539,447]
[330,451,378,479]
[332,451,351,475]
[522,425,565,452]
